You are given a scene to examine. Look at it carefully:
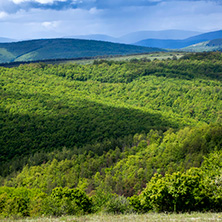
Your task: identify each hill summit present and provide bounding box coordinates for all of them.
[0,38,163,63]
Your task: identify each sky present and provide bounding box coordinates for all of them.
[0,0,222,40]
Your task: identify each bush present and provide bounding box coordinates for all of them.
[104,195,132,214]
[128,194,149,213]
[140,168,213,212]
[42,187,92,216]
[0,187,46,218]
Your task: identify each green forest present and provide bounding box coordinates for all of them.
[0,39,163,63]
[0,51,222,218]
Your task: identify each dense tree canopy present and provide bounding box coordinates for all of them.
[0,52,221,217]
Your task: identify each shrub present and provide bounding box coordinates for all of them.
[140,168,213,212]
[104,195,132,214]
[0,187,46,218]
[43,187,92,216]
[128,194,149,213]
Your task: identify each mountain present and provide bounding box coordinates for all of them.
[183,38,222,52]
[207,38,222,46]
[65,30,200,44]
[65,34,118,43]
[0,38,164,63]
[118,30,201,44]
[186,30,222,42]
[135,30,222,49]
[135,39,188,49]
[0,37,15,43]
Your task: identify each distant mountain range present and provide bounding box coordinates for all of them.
[135,30,222,49]
[1,30,222,64]
[0,38,164,64]
[66,34,118,43]
[68,30,201,44]
[117,30,201,44]
[0,37,15,43]
[64,29,222,51]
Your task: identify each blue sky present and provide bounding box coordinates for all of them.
[0,0,222,40]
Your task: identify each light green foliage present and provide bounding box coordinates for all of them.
[43,187,92,216]
[1,53,222,173]
[0,52,222,217]
[140,162,222,212]
[3,124,221,201]
[201,150,222,209]
[0,187,46,218]
[128,195,147,213]
[141,169,202,212]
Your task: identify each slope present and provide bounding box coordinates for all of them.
[119,30,201,44]
[0,52,222,216]
[65,34,118,43]
[182,39,222,52]
[0,37,15,43]
[135,30,222,49]
[65,30,201,44]
[0,52,222,176]
[0,38,163,63]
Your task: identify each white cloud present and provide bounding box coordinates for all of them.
[42,21,59,29]
[35,0,67,4]
[0,11,8,18]
[12,0,26,4]
[0,0,221,39]
[89,7,99,15]
[12,0,68,4]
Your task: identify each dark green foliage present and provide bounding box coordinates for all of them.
[0,38,163,63]
[181,51,222,61]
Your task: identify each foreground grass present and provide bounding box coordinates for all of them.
[2,213,222,222]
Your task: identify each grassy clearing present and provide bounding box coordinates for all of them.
[2,213,222,222]
[55,52,185,65]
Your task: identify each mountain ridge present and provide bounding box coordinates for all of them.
[0,38,164,63]
[65,30,201,44]
[0,37,15,43]
[135,30,222,49]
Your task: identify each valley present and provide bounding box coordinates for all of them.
[0,51,221,218]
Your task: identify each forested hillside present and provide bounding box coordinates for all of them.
[0,52,221,217]
[0,38,163,63]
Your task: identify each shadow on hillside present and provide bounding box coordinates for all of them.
[1,91,178,164]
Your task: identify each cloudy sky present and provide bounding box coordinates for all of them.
[0,0,222,40]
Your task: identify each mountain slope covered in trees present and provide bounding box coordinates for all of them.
[0,52,221,217]
[0,38,163,63]
[183,38,222,52]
